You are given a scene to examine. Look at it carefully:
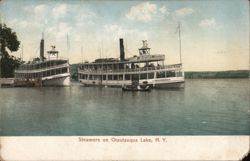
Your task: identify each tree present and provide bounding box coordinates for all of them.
[0,23,23,78]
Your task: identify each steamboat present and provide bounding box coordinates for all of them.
[78,39,184,88]
[14,37,70,86]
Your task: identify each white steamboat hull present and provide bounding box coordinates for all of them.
[42,73,70,86]
[79,77,184,89]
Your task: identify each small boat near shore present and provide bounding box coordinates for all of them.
[122,80,151,92]
[122,84,151,92]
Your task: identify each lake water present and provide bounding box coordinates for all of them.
[0,79,249,136]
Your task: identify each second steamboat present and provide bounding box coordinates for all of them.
[78,39,184,88]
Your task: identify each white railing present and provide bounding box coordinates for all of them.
[15,63,69,74]
[79,64,182,74]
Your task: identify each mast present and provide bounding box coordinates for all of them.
[81,45,83,63]
[67,33,70,56]
[21,45,23,61]
[178,22,182,64]
[40,33,45,61]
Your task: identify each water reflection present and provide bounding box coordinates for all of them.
[0,79,249,135]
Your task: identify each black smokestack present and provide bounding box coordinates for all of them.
[119,38,125,61]
[40,36,44,61]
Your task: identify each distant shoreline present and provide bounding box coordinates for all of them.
[184,70,249,79]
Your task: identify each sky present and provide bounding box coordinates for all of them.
[0,0,249,71]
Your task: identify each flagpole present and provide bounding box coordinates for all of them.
[178,22,182,64]
[67,33,70,57]
[81,45,83,63]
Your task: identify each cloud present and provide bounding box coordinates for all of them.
[104,24,148,41]
[46,22,72,40]
[175,7,194,17]
[20,4,49,29]
[52,4,67,18]
[8,18,34,29]
[159,6,169,15]
[74,10,96,27]
[126,2,157,22]
[199,18,217,27]
[34,4,47,16]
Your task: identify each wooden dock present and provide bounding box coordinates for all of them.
[0,78,14,87]
[0,78,42,87]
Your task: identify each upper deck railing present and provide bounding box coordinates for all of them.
[79,55,165,66]
[15,63,69,74]
[16,59,68,71]
[78,63,182,74]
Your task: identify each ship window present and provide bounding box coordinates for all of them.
[131,74,139,81]
[55,68,60,74]
[148,73,154,79]
[125,74,130,80]
[62,67,67,73]
[157,72,165,78]
[103,75,106,80]
[140,73,147,80]
[56,60,65,65]
[114,75,118,80]
[119,75,123,80]
[108,75,112,80]
[166,71,175,77]
[42,71,46,77]
[176,71,182,77]
[50,61,54,67]
[89,75,93,80]
[51,69,55,75]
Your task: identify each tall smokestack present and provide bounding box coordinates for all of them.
[119,38,125,61]
[40,35,44,61]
